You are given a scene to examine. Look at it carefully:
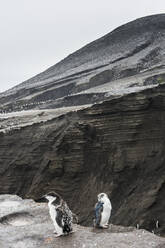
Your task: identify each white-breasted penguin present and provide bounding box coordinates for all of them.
[94,193,112,228]
[43,192,74,237]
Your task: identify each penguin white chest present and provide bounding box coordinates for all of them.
[100,202,112,226]
[48,202,57,222]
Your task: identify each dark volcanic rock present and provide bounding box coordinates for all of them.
[0,195,164,248]
[0,84,165,236]
[1,14,165,112]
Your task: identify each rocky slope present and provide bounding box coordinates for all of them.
[0,14,165,112]
[0,195,164,248]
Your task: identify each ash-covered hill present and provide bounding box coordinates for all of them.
[1,14,165,112]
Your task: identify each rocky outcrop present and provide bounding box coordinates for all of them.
[0,83,165,236]
[0,195,164,248]
[0,14,165,112]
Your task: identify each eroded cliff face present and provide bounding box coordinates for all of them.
[0,84,165,236]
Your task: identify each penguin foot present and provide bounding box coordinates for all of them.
[101,224,109,229]
[63,230,75,236]
[54,233,64,238]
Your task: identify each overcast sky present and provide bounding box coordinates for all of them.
[0,0,165,92]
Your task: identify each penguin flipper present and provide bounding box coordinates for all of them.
[94,202,103,227]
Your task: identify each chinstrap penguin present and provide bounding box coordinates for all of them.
[94,193,112,228]
[43,192,74,237]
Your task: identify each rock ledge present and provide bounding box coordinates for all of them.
[0,195,164,248]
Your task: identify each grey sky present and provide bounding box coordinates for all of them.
[0,0,165,92]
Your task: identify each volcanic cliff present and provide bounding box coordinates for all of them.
[0,14,165,237]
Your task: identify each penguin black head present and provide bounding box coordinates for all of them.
[44,191,62,205]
